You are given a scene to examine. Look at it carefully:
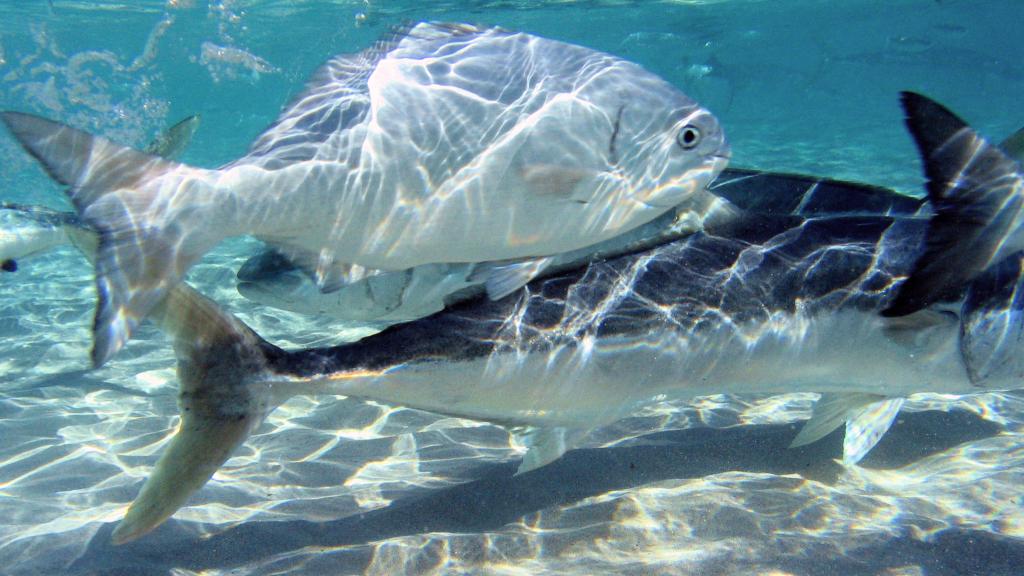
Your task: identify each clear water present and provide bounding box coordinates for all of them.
[1,1,1023,574]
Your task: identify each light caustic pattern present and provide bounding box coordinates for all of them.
[1,269,1021,576]
[1,8,1023,576]
[238,22,729,267]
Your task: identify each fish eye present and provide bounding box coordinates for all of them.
[676,125,702,150]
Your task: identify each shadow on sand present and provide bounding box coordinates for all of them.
[69,408,1017,575]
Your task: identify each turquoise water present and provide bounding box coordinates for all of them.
[0,1,1023,574]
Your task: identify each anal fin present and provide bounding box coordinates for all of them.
[843,398,903,465]
[513,427,586,475]
[790,393,883,449]
[790,393,903,464]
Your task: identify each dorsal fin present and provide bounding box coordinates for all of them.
[882,92,1024,317]
[246,22,501,167]
[143,114,200,160]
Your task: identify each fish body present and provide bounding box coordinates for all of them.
[120,206,945,543]
[106,93,1024,544]
[2,22,729,365]
[283,214,964,426]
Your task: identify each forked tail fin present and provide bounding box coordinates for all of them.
[2,112,221,365]
[883,92,1024,317]
[111,283,282,544]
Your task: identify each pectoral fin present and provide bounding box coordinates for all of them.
[471,256,554,300]
[881,309,959,350]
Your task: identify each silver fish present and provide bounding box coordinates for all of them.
[1,22,730,366]
[104,93,1021,544]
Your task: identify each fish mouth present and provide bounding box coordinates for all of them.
[641,154,731,209]
[710,140,732,169]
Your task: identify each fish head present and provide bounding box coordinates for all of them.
[640,106,730,208]
[521,60,729,219]
[599,70,731,210]
[507,58,730,244]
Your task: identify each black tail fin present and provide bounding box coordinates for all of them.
[882,92,1024,317]
[109,284,282,544]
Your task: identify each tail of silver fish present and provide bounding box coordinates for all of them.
[111,283,280,544]
[882,92,1024,317]
[2,112,222,366]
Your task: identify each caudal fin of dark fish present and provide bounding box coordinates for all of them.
[1,112,208,366]
[109,282,280,544]
[882,92,1024,317]
[1,196,274,542]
